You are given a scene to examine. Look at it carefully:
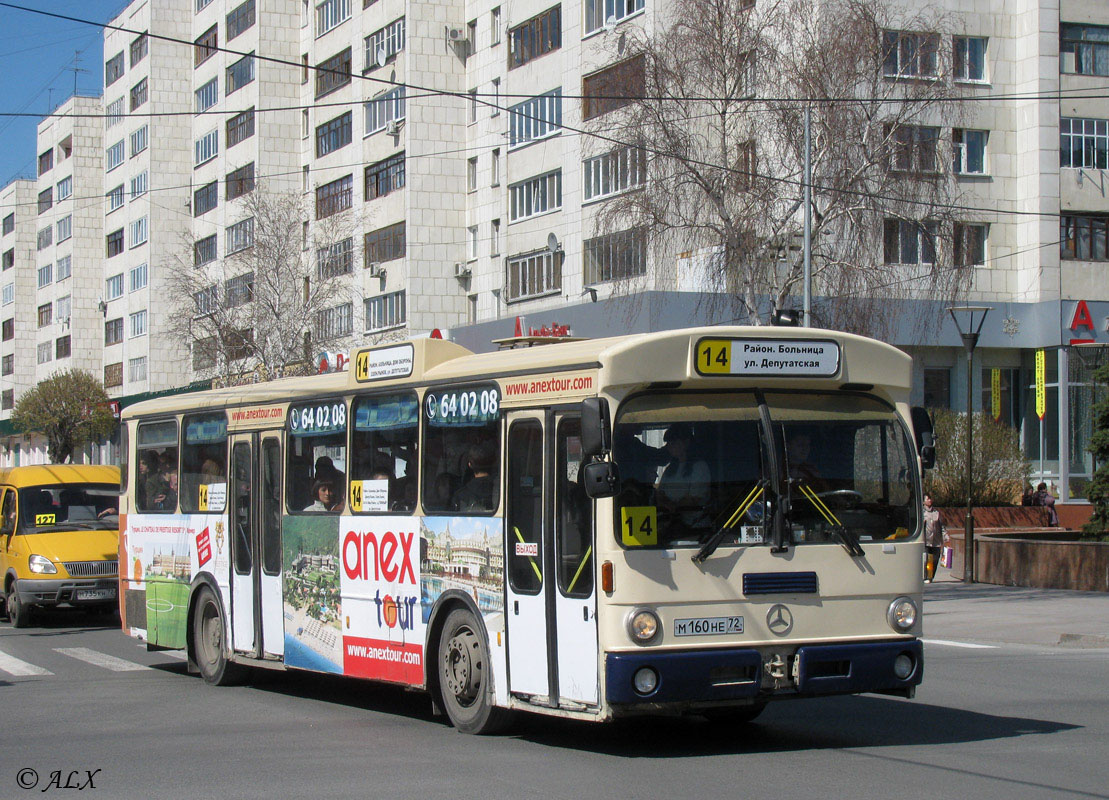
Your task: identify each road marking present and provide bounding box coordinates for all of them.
[54,647,148,671]
[922,638,997,649]
[162,650,188,661]
[0,648,53,676]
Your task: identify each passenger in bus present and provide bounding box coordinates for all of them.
[314,455,345,498]
[306,479,343,512]
[786,432,828,492]
[656,424,711,532]
[452,442,497,512]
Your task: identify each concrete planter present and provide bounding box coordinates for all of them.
[946,527,1109,592]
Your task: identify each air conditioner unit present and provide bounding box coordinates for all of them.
[454,262,471,278]
[385,120,400,136]
[1062,51,1076,74]
[367,262,384,277]
[447,27,467,42]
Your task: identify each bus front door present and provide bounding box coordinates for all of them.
[228,432,285,659]
[505,412,598,708]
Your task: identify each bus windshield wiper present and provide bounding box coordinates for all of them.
[692,482,765,564]
[795,484,865,557]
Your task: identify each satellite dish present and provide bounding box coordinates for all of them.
[604,15,617,31]
[376,47,387,68]
[547,232,560,254]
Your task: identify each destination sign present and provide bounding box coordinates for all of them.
[355,344,414,383]
[695,338,840,377]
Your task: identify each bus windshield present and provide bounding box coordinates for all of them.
[17,484,120,533]
[612,392,918,550]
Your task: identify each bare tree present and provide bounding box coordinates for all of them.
[589,0,970,336]
[165,184,360,384]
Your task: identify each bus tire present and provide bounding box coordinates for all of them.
[703,701,767,724]
[191,586,246,686]
[437,608,510,734]
[7,581,32,628]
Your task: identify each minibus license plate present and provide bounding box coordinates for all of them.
[76,588,115,601]
[674,616,743,636]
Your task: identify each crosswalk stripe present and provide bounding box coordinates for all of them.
[54,647,148,671]
[0,648,53,676]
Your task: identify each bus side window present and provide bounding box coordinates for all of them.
[180,412,228,513]
[135,420,179,514]
[422,385,501,515]
[1,489,15,535]
[286,399,348,513]
[350,393,418,513]
[557,418,593,598]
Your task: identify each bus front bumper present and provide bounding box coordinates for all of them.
[605,639,923,705]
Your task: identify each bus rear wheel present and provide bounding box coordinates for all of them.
[191,586,245,686]
[437,608,511,734]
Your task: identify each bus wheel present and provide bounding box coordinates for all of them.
[703,701,767,724]
[191,586,245,686]
[437,608,511,734]
[7,581,32,628]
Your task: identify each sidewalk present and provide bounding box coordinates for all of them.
[922,561,1109,648]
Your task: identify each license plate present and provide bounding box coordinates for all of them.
[75,588,116,601]
[674,615,743,637]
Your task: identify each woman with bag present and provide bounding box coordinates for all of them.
[923,494,943,583]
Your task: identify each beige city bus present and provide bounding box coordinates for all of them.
[118,325,930,733]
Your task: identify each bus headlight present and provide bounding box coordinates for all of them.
[626,608,660,644]
[887,596,918,633]
[29,554,57,574]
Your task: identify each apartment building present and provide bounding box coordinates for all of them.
[0,179,37,441]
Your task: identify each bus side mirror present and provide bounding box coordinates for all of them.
[582,460,621,499]
[911,406,936,470]
[581,398,611,459]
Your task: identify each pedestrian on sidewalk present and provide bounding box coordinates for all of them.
[923,493,943,583]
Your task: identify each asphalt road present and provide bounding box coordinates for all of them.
[1,584,1107,800]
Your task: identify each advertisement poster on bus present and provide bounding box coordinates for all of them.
[283,516,344,674]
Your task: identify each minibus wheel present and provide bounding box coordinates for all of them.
[7,581,31,628]
[191,586,245,686]
[437,608,511,734]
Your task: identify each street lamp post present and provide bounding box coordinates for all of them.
[948,306,990,583]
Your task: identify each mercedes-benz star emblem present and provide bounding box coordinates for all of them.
[767,604,793,636]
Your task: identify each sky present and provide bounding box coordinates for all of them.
[0,0,130,187]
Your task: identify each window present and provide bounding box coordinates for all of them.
[491,219,500,255]
[37,342,51,364]
[954,223,987,267]
[226,107,255,147]
[226,53,255,94]
[491,78,500,115]
[316,237,353,279]
[107,273,124,300]
[227,0,256,39]
[316,0,350,36]
[194,181,218,216]
[37,302,52,328]
[954,36,987,81]
[226,217,254,254]
[1061,215,1109,261]
[1,354,11,374]
[226,163,255,200]
[507,249,562,302]
[195,234,217,266]
[315,47,352,99]
[1061,118,1108,169]
[107,184,125,212]
[129,356,147,383]
[584,227,646,283]
[364,87,405,134]
[508,5,561,69]
[1,250,12,271]
[38,149,53,176]
[468,225,479,259]
[1,319,12,342]
[284,399,347,514]
[469,89,478,124]
[130,171,148,200]
[105,317,124,346]
[882,30,940,78]
[364,152,404,200]
[583,56,644,120]
[509,170,562,222]
[1061,23,1109,76]
[197,0,215,10]
[106,140,125,171]
[130,217,148,248]
[1,284,11,305]
[56,255,70,280]
[583,146,645,201]
[315,302,353,340]
[106,98,124,128]
[38,188,53,215]
[491,6,501,45]
[107,229,125,258]
[104,362,123,388]
[735,139,756,189]
[365,290,406,331]
[194,284,219,316]
[225,271,254,306]
[347,392,417,515]
[364,18,405,69]
[130,309,148,337]
[508,88,562,147]
[953,129,988,175]
[130,77,148,111]
[37,227,52,251]
[585,0,643,34]
[130,32,148,67]
[315,111,352,157]
[195,26,218,67]
[105,52,125,86]
[468,157,478,191]
[55,295,70,323]
[195,129,219,165]
[1,390,12,410]
[37,263,53,288]
[302,109,310,138]
[883,219,938,265]
[2,214,13,235]
[364,221,405,264]
[56,215,71,242]
[887,124,939,173]
[316,174,353,218]
[195,78,218,113]
[130,262,148,292]
[130,125,148,156]
[491,148,500,186]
